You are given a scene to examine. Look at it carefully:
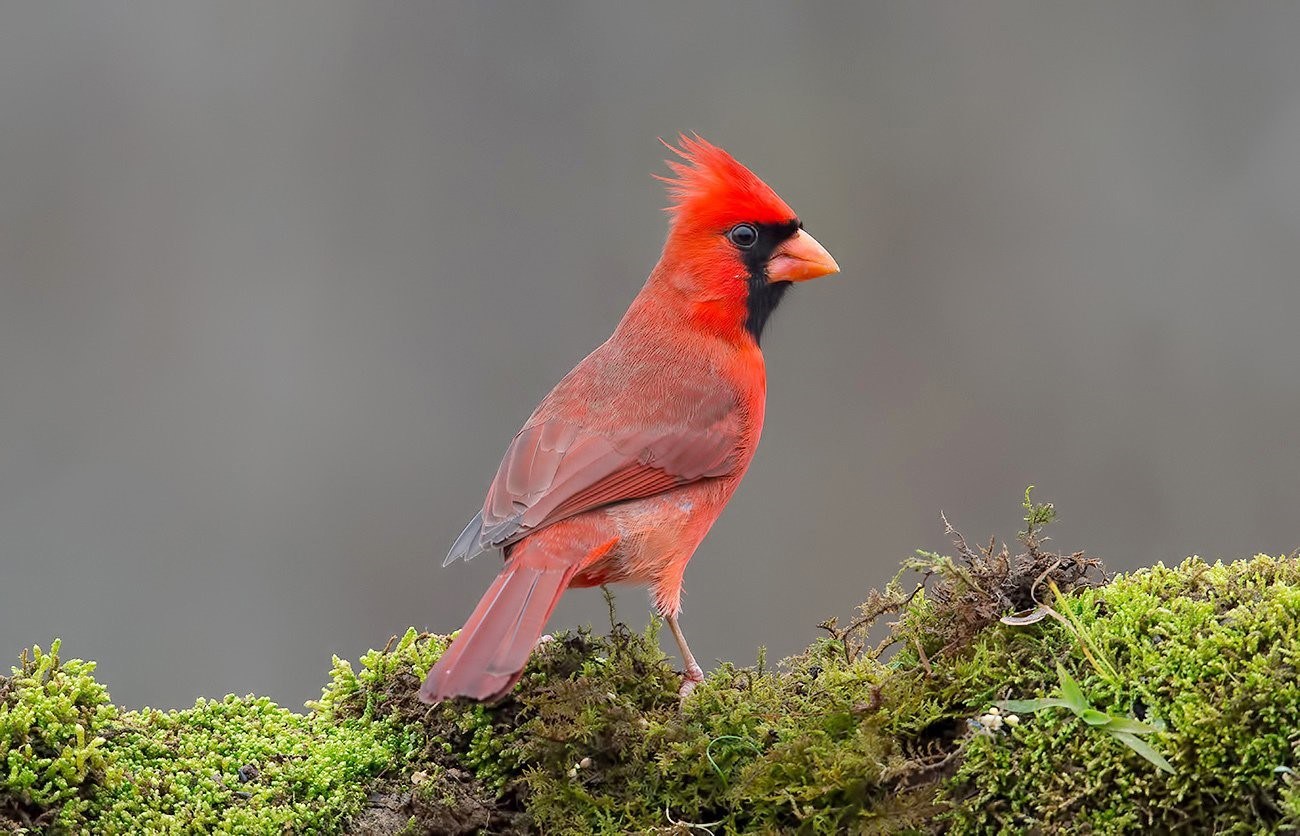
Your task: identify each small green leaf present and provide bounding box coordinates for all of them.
[1100,716,1161,735]
[1114,731,1175,775]
[996,698,1071,714]
[1080,708,1111,726]
[1055,663,1090,714]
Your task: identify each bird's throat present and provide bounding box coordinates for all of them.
[737,219,800,345]
[745,278,790,345]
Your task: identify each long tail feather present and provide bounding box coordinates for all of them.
[419,556,579,703]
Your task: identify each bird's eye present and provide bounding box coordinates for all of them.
[727,223,758,249]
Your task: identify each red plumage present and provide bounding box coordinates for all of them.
[658,134,796,229]
[421,136,839,703]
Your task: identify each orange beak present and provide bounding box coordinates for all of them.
[766,229,840,282]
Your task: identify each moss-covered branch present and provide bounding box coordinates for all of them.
[4,499,1300,834]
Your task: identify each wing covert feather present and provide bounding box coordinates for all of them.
[445,386,742,564]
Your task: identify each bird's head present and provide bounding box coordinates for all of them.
[655,134,839,344]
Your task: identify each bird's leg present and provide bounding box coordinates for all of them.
[664,613,704,699]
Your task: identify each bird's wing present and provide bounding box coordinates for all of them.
[444,395,741,565]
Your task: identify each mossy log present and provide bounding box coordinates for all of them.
[4,503,1299,834]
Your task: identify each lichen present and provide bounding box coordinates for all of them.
[3,496,1299,834]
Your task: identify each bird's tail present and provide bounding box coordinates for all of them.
[418,551,581,704]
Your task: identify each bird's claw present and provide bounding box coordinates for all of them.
[678,663,705,700]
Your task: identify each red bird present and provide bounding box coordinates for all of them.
[419,136,839,703]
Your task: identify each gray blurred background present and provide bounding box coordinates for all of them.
[3,2,1300,710]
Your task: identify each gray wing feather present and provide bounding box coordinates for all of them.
[444,512,489,566]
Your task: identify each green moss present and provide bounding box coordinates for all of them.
[0,645,398,834]
[3,500,1299,834]
[84,696,393,834]
[0,641,113,826]
[941,555,1300,834]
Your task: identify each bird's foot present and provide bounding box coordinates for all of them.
[678,663,705,700]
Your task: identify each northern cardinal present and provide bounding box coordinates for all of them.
[419,136,839,703]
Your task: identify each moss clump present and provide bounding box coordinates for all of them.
[86,696,394,834]
[941,554,1300,834]
[1,644,398,834]
[0,642,113,830]
[3,496,1300,834]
